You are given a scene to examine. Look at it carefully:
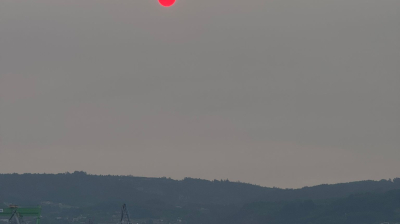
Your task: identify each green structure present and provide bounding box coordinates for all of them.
[0,206,41,224]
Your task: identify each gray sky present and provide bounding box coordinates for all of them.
[0,0,399,188]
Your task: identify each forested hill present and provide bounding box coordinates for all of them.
[0,172,399,207]
[223,189,400,224]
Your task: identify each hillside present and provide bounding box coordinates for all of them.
[1,172,400,224]
[1,172,399,206]
[223,189,400,224]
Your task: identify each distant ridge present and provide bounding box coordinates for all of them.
[0,172,399,206]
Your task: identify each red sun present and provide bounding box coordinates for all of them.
[159,0,175,7]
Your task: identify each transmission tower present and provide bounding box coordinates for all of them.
[8,208,23,224]
[119,204,132,224]
[1,205,41,224]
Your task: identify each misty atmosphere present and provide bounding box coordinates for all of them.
[0,0,399,224]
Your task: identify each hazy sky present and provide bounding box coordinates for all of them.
[0,0,399,188]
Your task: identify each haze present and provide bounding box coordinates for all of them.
[0,0,399,188]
